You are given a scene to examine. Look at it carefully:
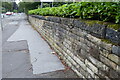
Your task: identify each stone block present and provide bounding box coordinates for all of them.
[73,19,87,30]
[100,54,117,70]
[100,49,109,57]
[78,30,87,38]
[106,28,120,45]
[86,24,106,38]
[116,65,120,75]
[71,66,85,77]
[47,16,61,23]
[98,69,110,78]
[86,34,101,46]
[77,66,89,78]
[108,54,120,65]
[67,56,77,66]
[78,49,88,60]
[89,46,100,60]
[61,18,74,27]
[112,45,120,57]
[88,55,109,71]
[86,67,94,78]
[109,69,119,78]
[85,59,98,73]
[73,55,87,70]
[31,15,46,20]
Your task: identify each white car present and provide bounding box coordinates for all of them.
[6,12,13,15]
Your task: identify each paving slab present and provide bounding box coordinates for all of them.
[2,13,78,78]
[2,40,28,52]
[2,51,78,78]
[7,14,65,74]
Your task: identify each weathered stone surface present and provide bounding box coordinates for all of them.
[78,49,88,60]
[98,69,109,78]
[73,55,87,71]
[112,45,120,57]
[77,66,89,78]
[116,65,120,74]
[89,46,100,60]
[106,28,120,45]
[29,15,120,79]
[100,55,117,70]
[109,69,119,78]
[31,15,46,20]
[61,18,74,27]
[73,19,87,30]
[108,54,120,65]
[86,24,106,38]
[86,34,101,45]
[85,59,98,73]
[86,67,94,78]
[100,49,109,57]
[88,55,109,71]
[100,41,112,52]
[47,16,61,23]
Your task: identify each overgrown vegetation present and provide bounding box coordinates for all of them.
[28,2,120,24]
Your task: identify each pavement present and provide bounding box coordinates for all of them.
[2,13,78,78]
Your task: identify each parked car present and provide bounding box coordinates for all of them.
[6,12,13,15]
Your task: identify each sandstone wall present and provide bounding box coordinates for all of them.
[29,15,120,79]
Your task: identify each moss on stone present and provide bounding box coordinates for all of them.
[80,19,120,30]
[101,39,117,45]
[80,20,106,26]
[107,24,120,31]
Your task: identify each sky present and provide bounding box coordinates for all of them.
[15,0,54,4]
[15,0,22,4]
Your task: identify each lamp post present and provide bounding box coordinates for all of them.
[52,1,53,7]
[40,0,43,8]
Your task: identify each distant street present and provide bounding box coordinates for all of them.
[2,13,78,78]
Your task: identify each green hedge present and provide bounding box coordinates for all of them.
[28,2,120,24]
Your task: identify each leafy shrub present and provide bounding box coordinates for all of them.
[28,2,120,24]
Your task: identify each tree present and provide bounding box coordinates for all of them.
[18,2,41,14]
[2,2,13,12]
